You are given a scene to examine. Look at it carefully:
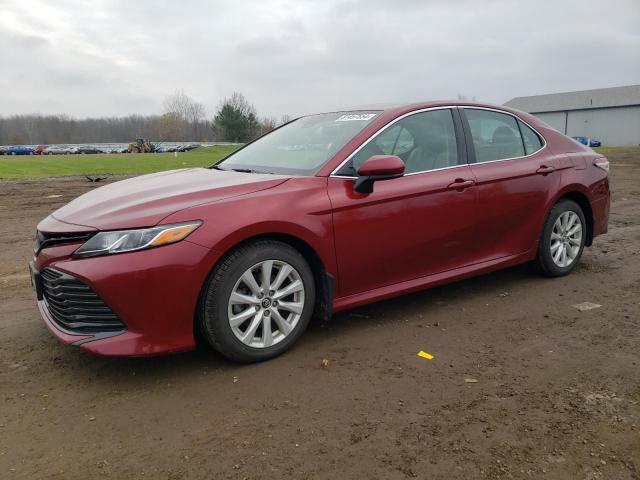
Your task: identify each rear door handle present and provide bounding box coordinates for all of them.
[447,179,475,190]
[536,165,555,175]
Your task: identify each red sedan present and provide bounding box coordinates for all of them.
[30,101,610,362]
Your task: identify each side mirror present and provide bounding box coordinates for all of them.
[354,155,405,193]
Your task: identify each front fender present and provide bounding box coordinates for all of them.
[162,177,339,280]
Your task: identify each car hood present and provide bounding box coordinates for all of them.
[46,168,289,231]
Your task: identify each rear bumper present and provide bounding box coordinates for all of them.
[32,239,222,356]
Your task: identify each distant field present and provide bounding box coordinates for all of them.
[0,145,241,180]
[593,146,640,155]
[2,144,637,180]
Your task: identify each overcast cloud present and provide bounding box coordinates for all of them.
[1,0,639,118]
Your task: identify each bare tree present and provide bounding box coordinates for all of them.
[162,90,208,141]
[279,114,292,126]
[158,113,181,141]
[20,116,39,144]
[257,116,278,137]
[226,92,257,118]
[186,101,206,141]
[0,114,167,145]
[0,89,295,145]
[163,90,191,119]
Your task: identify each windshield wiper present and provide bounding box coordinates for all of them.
[230,168,274,174]
[212,165,274,174]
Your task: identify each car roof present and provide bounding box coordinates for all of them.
[317,100,528,119]
[312,100,550,177]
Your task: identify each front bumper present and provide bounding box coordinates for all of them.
[32,234,221,356]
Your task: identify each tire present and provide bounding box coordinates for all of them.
[535,199,586,277]
[198,240,316,362]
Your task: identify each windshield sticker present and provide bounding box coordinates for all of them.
[335,113,377,122]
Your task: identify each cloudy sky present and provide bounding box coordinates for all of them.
[1,0,639,119]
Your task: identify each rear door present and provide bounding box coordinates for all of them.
[328,108,478,297]
[460,107,560,262]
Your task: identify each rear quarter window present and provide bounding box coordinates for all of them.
[518,120,544,155]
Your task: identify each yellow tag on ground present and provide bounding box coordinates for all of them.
[417,350,434,360]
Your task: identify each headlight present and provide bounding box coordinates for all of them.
[73,221,202,258]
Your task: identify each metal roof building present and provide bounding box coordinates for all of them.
[505,85,640,147]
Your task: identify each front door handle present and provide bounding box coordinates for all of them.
[447,179,475,191]
[536,165,555,175]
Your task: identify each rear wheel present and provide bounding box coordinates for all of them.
[198,240,315,362]
[535,199,586,277]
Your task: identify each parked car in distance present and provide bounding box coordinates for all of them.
[7,146,34,155]
[76,145,102,154]
[34,145,48,155]
[153,144,178,153]
[98,145,124,154]
[30,101,610,362]
[43,145,69,155]
[177,143,201,152]
[0,146,6,155]
[97,145,128,154]
[572,136,602,147]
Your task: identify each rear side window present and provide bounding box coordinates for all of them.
[518,120,543,155]
[465,109,525,162]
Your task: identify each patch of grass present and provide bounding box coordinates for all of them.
[0,145,241,180]
[594,146,640,155]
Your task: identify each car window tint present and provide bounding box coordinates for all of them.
[220,111,379,175]
[465,109,525,162]
[518,120,543,155]
[364,123,416,157]
[373,124,416,156]
[345,109,459,175]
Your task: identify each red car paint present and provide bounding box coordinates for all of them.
[32,101,610,356]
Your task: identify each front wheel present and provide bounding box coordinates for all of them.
[198,240,315,362]
[535,199,586,277]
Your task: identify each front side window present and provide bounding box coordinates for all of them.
[465,109,525,162]
[217,111,380,175]
[338,109,460,176]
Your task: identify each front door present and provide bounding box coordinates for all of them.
[328,108,478,298]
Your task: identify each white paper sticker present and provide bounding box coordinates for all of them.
[335,113,377,122]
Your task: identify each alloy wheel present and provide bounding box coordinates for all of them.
[227,260,305,348]
[550,211,582,268]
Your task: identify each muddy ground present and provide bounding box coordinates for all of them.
[0,153,639,480]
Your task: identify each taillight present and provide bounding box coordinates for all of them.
[594,157,609,174]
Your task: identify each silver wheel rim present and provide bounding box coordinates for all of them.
[228,260,305,348]
[550,211,582,268]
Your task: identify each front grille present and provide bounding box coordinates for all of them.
[40,268,126,334]
[34,231,93,254]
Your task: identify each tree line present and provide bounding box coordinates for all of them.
[0,92,288,145]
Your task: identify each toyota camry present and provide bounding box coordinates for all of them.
[30,101,610,362]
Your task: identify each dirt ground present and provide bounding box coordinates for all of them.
[1,153,639,480]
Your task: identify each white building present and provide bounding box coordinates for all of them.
[505,85,640,147]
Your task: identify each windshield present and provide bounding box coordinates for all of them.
[216,111,380,175]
